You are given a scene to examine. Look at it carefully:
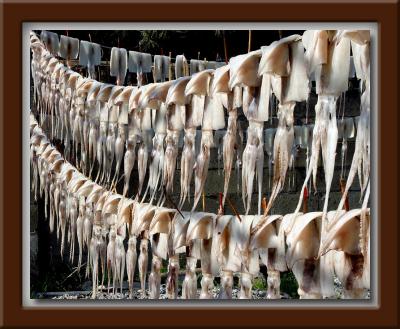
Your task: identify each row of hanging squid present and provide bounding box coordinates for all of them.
[30,28,371,299]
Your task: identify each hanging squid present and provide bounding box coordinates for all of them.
[110,47,128,86]
[185,212,216,299]
[148,207,176,299]
[284,211,325,298]
[329,31,371,230]
[258,35,309,218]
[59,35,80,69]
[131,202,157,297]
[250,214,286,298]
[162,77,189,202]
[135,84,158,198]
[85,82,102,178]
[293,30,352,240]
[231,215,263,299]
[318,208,370,298]
[66,73,83,165]
[105,86,124,187]
[75,79,96,174]
[264,128,276,191]
[79,40,101,79]
[211,65,236,200]
[228,50,264,215]
[190,70,225,211]
[168,211,192,299]
[140,81,173,202]
[111,86,135,189]
[209,214,241,299]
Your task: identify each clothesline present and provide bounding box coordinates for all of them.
[39,30,226,65]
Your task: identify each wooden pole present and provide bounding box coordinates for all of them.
[248,30,252,52]
[223,31,228,63]
[340,178,350,211]
[302,186,309,213]
[168,51,172,81]
[226,196,242,223]
[218,192,224,214]
[261,196,267,213]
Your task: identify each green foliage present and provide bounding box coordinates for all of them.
[252,276,267,290]
[138,30,171,53]
[31,261,84,297]
[280,271,299,298]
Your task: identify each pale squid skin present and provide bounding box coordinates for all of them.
[166,255,180,299]
[84,208,93,279]
[58,191,67,258]
[82,109,90,175]
[182,256,198,299]
[267,269,281,299]
[219,270,233,299]
[266,102,295,215]
[52,180,60,234]
[106,227,116,294]
[123,139,136,197]
[222,109,238,205]
[30,146,39,201]
[76,199,84,271]
[114,234,126,295]
[63,90,72,160]
[148,255,162,299]
[91,227,107,299]
[72,106,82,167]
[138,238,149,298]
[292,95,338,236]
[320,96,339,233]
[69,196,79,264]
[111,125,126,188]
[200,273,214,299]
[68,97,77,161]
[89,235,98,299]
[105,123,116,186]
[292,260,323,299]
[192,131,213,211]
[241,121,264,215]
[179,128,196,208]
[137,141,149,198]
[162,130,180,196]
[83,204,93,250]
[146,133,165,200]
[332,251,368,299]
[88,120,98,178]
[95,122,107,183]
[239,272,253,299]
[286,213,323,299]
[48,174,56,233]
[126,236,137,298]
[332,81,370,227]
[99,231,108,292]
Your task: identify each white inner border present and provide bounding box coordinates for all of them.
[23,22,378,309]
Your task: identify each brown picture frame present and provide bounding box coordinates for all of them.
[0,0,398,327]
